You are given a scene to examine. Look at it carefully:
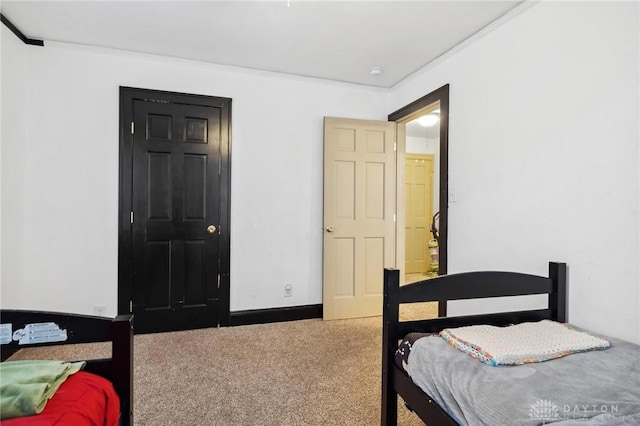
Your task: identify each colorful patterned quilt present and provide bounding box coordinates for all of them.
[439,320,611,366]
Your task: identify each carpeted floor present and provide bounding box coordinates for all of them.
[10,316,431,425]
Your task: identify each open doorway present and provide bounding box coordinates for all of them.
[404,103,440,278]
[389,85,449,316]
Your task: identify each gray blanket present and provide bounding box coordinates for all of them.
[407,333,640,425]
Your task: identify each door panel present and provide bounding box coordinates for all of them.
[183,154,207,220]
[184,240,206,306]
[145,241,171,308]
[147,153,172,219]
[323,117,396,320]
[364,237,384,294]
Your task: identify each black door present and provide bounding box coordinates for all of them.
[119,88,231,333]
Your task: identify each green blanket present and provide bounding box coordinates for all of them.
[0,360,85,420]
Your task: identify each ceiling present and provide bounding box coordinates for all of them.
[1,1,524,88]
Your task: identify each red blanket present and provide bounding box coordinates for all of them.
[1,371,120,426]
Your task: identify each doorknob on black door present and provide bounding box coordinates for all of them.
[207,225,217,234]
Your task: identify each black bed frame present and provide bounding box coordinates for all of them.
[0,310,134,426]
[381,262,567,426]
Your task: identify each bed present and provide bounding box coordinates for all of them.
[0,310,133,425]
[381,262,640,425]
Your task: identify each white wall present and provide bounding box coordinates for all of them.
[391,1,640,342]
[0,39,389,315]
[1,26,29,304]
[3,1,638,343]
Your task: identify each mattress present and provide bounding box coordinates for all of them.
[398,329,640,425]
[1,371,120,426]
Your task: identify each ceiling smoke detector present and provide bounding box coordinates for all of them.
[368,66,384,76]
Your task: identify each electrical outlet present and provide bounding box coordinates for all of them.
[284,283,292,297]
[94,305,106,316]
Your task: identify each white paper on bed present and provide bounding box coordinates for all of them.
[440,320,611,366]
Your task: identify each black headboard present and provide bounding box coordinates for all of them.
[384,262,566,337]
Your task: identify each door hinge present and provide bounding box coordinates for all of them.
[129,300,133,313]
[131,122,135,134]
[130,211,134,224]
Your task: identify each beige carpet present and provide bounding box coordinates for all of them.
[10,317,430,425]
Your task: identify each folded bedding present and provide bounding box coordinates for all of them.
[0,360,85,420]
[1,371,120,426]
[440,320,611,366]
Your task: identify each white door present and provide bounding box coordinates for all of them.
[323,117,397,320]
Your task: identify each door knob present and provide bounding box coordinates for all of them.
[207,225,217,234]
[326,226,334,233]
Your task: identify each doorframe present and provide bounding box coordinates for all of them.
[117,86,232,327]
[389,84,449,316]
